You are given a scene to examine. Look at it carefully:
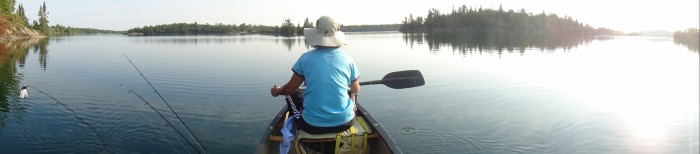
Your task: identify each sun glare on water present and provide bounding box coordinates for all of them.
[624,110,669,141]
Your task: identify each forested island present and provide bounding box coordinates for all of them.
[673,28,699,51]
[399,5,621,36]
[395,5,627,52]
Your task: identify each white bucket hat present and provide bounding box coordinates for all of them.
[303,16,346,47]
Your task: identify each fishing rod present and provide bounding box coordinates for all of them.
[117,84,191,154]
[27,86,113,153]
[128,89,200,154]
[123,54,209,154]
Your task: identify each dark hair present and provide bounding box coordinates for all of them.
[313,46,340,49]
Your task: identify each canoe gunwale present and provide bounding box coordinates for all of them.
[255,105,289,154]
[355,102,401,153]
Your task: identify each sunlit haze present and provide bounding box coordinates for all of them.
[17,0,699,32]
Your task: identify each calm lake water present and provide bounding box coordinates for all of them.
[1,32,698,153]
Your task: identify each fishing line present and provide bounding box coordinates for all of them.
[140,110,187,154]
[27,86,114,153]
[158,122,189,154]
[138,106,188,154]
[117,84,189,154]
[129,89,200,154]
[146,116,188,154]
[123,54,209,154]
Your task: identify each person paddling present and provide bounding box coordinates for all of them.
[271,16,360,134]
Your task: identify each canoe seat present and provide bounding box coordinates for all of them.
[268,133,379,142]
[295,116,373,154]
[267,114,378,142]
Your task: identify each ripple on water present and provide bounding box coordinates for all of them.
[392,127,497,153]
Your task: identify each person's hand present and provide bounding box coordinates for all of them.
[270,85,281,97]
[349,93,357,102]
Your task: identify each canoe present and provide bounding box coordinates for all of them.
[256,70,424,154]
[255,102,401,154]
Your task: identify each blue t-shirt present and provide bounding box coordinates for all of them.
[292,48,360,127]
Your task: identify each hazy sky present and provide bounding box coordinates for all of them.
[17,0,699,32]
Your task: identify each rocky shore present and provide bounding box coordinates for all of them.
[1,23,46,41]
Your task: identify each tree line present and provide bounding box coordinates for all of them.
[400,5,622,37]
[1,0,34,36]
[127,18,400,36]
[673,28,699,52]
[342,24,400,32]
[126,19,308,36]
[126,22,268,35]
[51,25,123,35]
[0,0,28,26]
[0,0,50,35]
[1,1,120,37]
[278,18,401,35]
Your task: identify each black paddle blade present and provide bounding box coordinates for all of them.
[381,70,425,89]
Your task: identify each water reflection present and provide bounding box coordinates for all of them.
[33,39,50,70]
[674,39,700,52]
[130,36,253,45]
[279,37,309,51]
[0,34,695,153]
[403,31,597,55]
[0,38,49,133]
[128,35,311,51]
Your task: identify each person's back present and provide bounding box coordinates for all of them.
[271,16,360,134]
[293,47,358,128]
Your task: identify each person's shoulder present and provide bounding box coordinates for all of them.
[320,47,345,54]
[330,47,344,51]
[306,48,328,54]
[303,48,324,54]
[333,48,351,56]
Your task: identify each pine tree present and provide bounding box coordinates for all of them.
[37,1,50,34]
[279,18,296,36]
[17,3,27,26]
[303,18,313,28]
[0,0,16,14]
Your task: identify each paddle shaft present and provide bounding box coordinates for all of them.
[359,77,419,85]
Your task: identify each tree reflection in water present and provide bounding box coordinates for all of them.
[403,31,599,56]
[0,38,49,133]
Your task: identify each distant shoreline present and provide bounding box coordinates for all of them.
[124,31,278,36]
[125,22,401,36]
[122,31,401,37]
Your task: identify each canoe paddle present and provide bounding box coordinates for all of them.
[360,70,425,89]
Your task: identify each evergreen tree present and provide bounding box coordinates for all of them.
[16,3,27,26]
[303,18,313,28]
[239,23,246,32]
[278,18,296,36]
[36,1,50,34]
[0,0,16,14]
[296,23,302,35]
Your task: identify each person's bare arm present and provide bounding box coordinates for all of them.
[349,77,360,99]
[271,73,304,97]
